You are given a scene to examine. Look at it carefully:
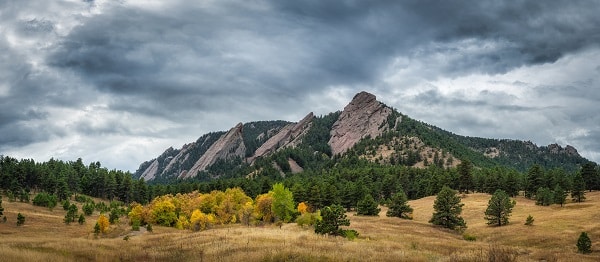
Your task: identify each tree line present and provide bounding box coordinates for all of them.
[1,155,598,212]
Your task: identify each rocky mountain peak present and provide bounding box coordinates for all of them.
[328,91,393,156]
[180,122,246,179]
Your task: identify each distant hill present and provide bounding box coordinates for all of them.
[134,91,590,182]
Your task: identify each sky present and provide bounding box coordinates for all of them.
[1,0,599,172]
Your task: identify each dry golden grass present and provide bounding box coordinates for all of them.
[2,192,600,261]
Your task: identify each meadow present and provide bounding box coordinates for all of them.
[1,192,599,261]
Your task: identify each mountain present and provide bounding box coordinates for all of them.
[134,91,590,182]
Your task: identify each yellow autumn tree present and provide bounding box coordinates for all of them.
[189,209,215,231]
[97,214,110,233]
[297,202,309,214]
[128,202,146,225]
[175,215,190,230]
[254,192,274,223]
[150,198,177,227]
[239,201,255,226]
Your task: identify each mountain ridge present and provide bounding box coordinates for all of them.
[134,91,589,181]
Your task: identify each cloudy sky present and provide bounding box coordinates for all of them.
[1,0,599,172]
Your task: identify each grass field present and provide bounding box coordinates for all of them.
[1,192,600,261]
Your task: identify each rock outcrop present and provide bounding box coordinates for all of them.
[548,143,581,157]
[249,112,314,162]
[180,123,246,179]
[328,91,393,156]
[139,159,159,181]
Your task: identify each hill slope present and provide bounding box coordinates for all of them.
[2,192,600,261]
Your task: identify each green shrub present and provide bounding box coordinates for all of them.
[463,233,477,241]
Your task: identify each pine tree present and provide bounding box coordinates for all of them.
[524,215,534,226]
[386,190,413,219]
[64,204,78,224]
[17,213,25,226]
[580,163,598,191]
[356,194,380,216]
[429,186,467,231]
[457,160,473,193]
[553,185,567,207]
[503,170,521,197]
[525,164,544,199]
[315,204,350,236]
[94,222,101,234]
[571,172,586,203]
[577,232,592,254]
[535,187,553,206]
[484,190,515,226]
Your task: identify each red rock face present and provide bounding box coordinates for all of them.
[328,91,393,156]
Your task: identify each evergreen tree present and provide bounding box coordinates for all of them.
[577,232,592,254]
[83,202,95,216]
[571,172,586,203]
[109,208,120,224]
[17,213,25,226]
[535,187,553,206]
[386,189,413,219]
[457,160,473,193]
[315,204,350,236]
[524,215,534,226]
[580,163,598,191]
[503,170,520,197]
[93,222,101,234]
[0,196,4,217]
[64,204,78,224]
[356,194,380,216]
[429,186,466,231]
[525,165,544,199]
[553,185,567,207]
[484,190,515,226]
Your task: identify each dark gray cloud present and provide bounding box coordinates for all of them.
[1,0,599,170]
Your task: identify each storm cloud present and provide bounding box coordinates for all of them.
[1,0,599,171]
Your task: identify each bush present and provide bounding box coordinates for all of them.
[62,199,71,211]
[343,229,359,240]
[32,192,58,209]
[75,195,92,203]
[463,233,477,241]
[132,220,141,231]
[295,212,321,228]
[109,208,120,224]
[83,202,95,216]
[146,223,153,232]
